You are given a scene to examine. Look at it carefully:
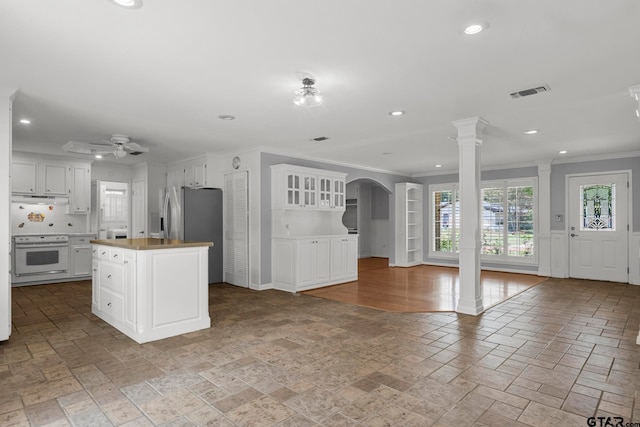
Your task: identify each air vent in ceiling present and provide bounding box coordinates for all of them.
[310,136,330,142]
[510,84,551,99]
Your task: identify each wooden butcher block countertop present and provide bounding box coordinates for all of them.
[90,238,213,250]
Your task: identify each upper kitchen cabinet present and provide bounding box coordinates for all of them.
[12,158,38,194]
[271,164,346,211]
[12,154,68,196]
[69,164,91,213]
[167,153,223,189]
[12,152,92,213]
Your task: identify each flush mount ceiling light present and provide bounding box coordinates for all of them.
[293,78,323,107]
[218,115,236,120]
[388,111,405,116]
[19,118,31,124]
[435,164,442,168]
[524,129,538,135]
[108,0,143,9]
[464,22,488,35]
[559,150,568,154]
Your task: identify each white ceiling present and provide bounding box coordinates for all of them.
[2,1,640,176]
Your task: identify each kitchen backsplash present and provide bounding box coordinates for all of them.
[12,203,89,234]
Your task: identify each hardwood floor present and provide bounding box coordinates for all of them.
[303,257,546,312]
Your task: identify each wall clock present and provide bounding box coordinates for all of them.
[232,156,241,169]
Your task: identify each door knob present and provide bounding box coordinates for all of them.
[570,233,579,237]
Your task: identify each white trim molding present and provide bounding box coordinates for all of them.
[550,230,569,278]
[630,232,640,286]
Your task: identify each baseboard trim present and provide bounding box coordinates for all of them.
[422,261,541,276]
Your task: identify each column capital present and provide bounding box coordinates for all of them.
[452,116,489,140]
[536,160,552,174]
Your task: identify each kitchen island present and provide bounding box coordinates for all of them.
[90,238,212,344]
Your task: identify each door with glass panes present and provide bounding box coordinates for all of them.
[568,173,628,282]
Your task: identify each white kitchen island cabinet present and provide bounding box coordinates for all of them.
[91,238,212,344]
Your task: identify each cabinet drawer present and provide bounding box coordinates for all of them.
[100,288,124,323]
[100,262,124,293]
[110,249,124,263]
[70,235,94,245]
[96,246,110,260]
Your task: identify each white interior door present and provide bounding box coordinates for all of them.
[224,171,248,287]
[568,173,628,282]
[132,179,146,238]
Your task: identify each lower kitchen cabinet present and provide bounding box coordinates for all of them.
[272,235,358,292]
[70,235,95,277]
[92,243,210,343]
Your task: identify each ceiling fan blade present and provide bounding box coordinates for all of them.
[124,142,149,152]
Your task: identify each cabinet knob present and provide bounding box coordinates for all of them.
[75,249,79,253]
[92,249,96,253]
[93,268,97,272]
[113,254,118,258]
[101,251,106,255]
[124,260,128,264]
[107,274,112,279]
[107,302,112,307]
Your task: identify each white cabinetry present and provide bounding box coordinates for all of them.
[271,164,356,292]
[330,236,358,280]
[272,235,357,292]
[92,243,210,344]
[297,238,330,288]
[395,182,423,267]
[69,164,91,213]
[12,159,38,194]
[11,156,69,196]
[69,235,94,277]
[272,165,346,210]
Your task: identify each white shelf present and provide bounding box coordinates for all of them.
[395,182,423,267]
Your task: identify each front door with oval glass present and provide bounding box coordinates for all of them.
[568,173,628,282]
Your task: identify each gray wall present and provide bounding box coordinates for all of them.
[551,156,640,231]
[415,159,639,270]
[261,152,410,285]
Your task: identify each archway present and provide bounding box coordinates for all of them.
[344,178,391,259]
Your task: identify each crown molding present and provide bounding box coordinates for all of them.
[551,150,640,165]
[257,145,410,177]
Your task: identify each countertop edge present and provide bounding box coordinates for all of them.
[91,238,213,250]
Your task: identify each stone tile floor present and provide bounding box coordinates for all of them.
[1,277,639,426]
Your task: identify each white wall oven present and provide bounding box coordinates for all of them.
[13,235,69,277]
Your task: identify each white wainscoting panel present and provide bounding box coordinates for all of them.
[550,230,568,278]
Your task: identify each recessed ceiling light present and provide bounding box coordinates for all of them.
[388,111,405,116]
[435,164,442,168]
[95,154,103,159]
[19,119,31,124]
[108,0,143,9]
[559,150,567,154]
[218,115,236,120]
[382,152,392,155]
[524,129,538,135]
[464,24,484,35]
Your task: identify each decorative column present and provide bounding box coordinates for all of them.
[453,116,488,316]
[536,161,552,277]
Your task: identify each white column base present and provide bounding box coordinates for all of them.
[537,235,551,277]
[457,247,484,315]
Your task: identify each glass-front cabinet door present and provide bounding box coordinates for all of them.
[302,175,317,207]
[285,172,301,208]
[333,179,345,209]
[319,178,332,208]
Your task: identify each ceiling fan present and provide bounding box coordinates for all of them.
[62,134,149,159]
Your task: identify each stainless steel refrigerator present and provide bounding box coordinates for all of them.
[160,186,223,283]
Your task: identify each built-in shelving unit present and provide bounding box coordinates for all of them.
[271,164,358,292]
[395,182,423,267]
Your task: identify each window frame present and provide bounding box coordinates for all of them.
[428,177,538,265]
